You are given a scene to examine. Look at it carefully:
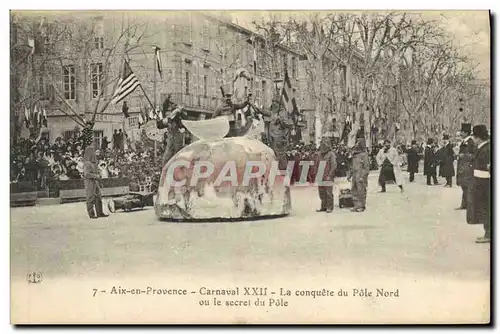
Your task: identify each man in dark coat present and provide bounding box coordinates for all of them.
[349,136,369,212]
[159,114,185,166]
[316,137,337,213]
[83,146,108,219]
[268,99,293,170]
[456,123,475,210]
[437,134,455,187]
[467,125,490,243]
[424,138,439,185]
[406,140,420,182]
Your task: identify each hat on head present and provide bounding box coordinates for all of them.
[472,124,489,140]
[461,123,472,135]
[443,134,450,140]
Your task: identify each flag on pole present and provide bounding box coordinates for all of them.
[27,38,35,54]
[148,108,156,121]
[138,113,145,128]
[280,69,296,113]
[42,108,48,127]
[153,46,163,78]
[340,117,352,144]
[24,107,30,128]
[33,104,39,127]
[250,35,257,75]
[345,64,352,99]
[112,60,140,104]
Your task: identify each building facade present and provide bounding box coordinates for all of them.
[11,11,311,146]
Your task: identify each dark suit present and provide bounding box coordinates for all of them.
[457,137,475,209]
[437,143,455,185]
[423,145,438,185]
[406,146,420,182]
[316,149,336,211]
[467,141,491,238]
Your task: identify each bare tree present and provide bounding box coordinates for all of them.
[287,13,346,146]
[12,12,151,141]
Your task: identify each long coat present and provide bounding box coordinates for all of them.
[83,147,101,199]
[457,137,475,186]
[376,147,404,186]
[406,147,420,173]
[467,141,490,225]
[437,143,455,177]
[316,150,337,183]
[423,145,437,176]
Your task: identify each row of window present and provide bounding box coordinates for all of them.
[42,63,103,101]
[181,69,271,105]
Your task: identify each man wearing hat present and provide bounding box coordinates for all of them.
[424,138,439,185]
[468,124,490,243]
[212,92,251,137]
[316,136,337,213]
[406,140,420,182]
[437,134,455,187]
[157,104,186,166]
[456,123,475,210]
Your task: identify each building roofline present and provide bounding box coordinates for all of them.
[201,12,303,57]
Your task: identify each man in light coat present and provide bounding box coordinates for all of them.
[83,146,108,219]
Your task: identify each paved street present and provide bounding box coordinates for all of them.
[10,172,490,323]
[11,172,489,279]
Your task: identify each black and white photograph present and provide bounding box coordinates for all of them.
[8,9,491,324]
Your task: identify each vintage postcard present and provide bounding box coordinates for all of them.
[10,9,491,324]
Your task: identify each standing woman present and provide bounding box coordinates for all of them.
[83,146,108,219]
[376,139,404,193]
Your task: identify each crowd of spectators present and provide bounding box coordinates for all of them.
[10,131,162,193]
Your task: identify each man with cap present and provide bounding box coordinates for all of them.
[424,138,439,185]
[316,136,337,213]
[83,145,108,219]
[406,140,420,182]
[157,106,186,166]
[468,124,490,243]
[437,134,455,187]
[349,133,370,212]
[456,123,475,210]
[268,98,294,170]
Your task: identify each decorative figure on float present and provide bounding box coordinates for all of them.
[154,69,292,221]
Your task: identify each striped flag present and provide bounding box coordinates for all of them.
[33,104,39,127]
[280,69,296,113]
[345,64,352,99]
[148,108,156,121]
[250,35,257,75]
[27,38,35,54]
[138,113,145,128]
[153,46,163,78]
[24,107,30,128]
[112,60,140,104]
[340,117,352,144]
[42,108,48,127]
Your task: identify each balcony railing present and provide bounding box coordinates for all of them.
[170,93,224,113]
